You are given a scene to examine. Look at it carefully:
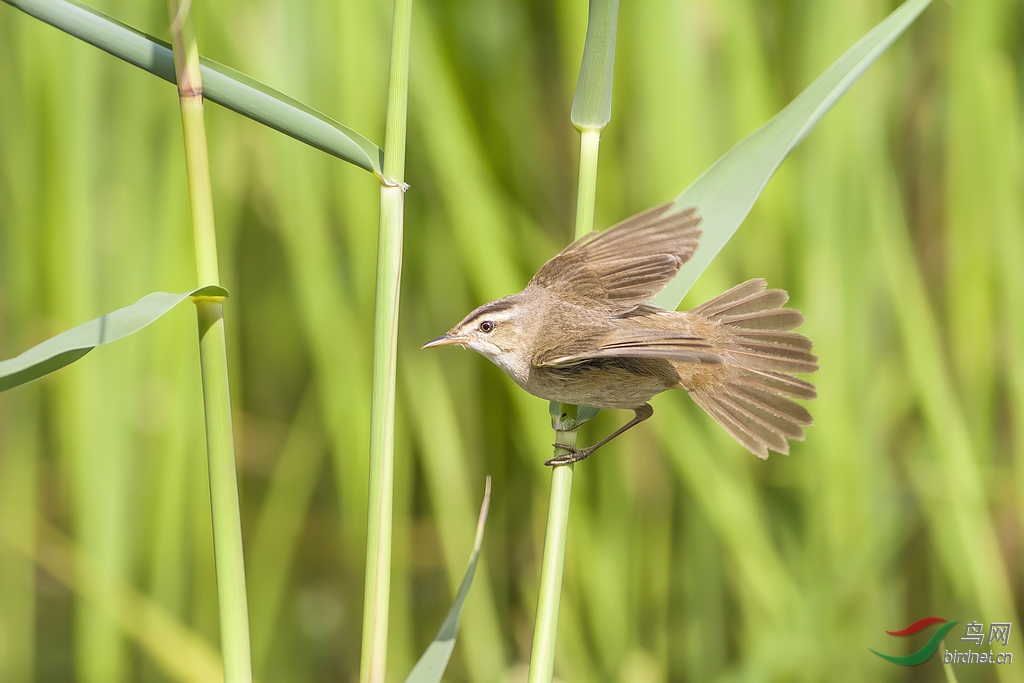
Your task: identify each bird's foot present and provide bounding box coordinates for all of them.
[545,443,593,466]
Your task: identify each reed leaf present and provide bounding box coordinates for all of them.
[651,0,931,310]
[1,0,384,177]
[0,286,227,392]
[404,478,491,683]
[570,0,619,131]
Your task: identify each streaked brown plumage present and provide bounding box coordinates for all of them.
[424,203,817,464]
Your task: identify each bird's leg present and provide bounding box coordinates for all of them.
[546,403,654,466]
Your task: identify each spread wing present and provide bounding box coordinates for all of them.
[528,203,702,307]
[533,325,722,367]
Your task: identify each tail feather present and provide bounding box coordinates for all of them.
[735,331,814,351]
[735,371,817,400]
[730,344,818,374]
[719,308,805,331]
[713,395,793,454]
[691,393,774,458]
[701,288,790,317]
[686,279,817,459]
[728,380,813,425]
[727,392,805,440]
[690,278,767,314]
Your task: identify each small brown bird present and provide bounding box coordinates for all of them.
[424,203,817,465]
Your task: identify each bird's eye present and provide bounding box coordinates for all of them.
[479,320,494,333]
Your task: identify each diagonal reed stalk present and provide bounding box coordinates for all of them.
[529,2,618,680]
[360,0,413,681]
[166,1,252,681]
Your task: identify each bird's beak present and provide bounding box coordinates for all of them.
[422,334,467,349]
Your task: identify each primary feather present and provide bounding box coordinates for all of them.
[529,203,702,306]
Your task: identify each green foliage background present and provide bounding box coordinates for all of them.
[1,1,1022,682]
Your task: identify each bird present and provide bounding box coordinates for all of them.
[423,202,817,465]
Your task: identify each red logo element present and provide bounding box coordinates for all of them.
[886,616,948,637]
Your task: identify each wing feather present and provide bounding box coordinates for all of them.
[534,326,721,367]
[529,203,702,306]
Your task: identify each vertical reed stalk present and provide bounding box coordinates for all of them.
[574,130,601,237]
[359,0,413,681]
[527,129,602,683]
[166,2,251,682]
[529,0,617,669]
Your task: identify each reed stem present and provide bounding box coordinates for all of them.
[573,130,601,239]
[359,0,413,681]
[527,129,602,683]
[167,2,251,681]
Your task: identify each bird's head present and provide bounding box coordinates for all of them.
[422,295,529,371]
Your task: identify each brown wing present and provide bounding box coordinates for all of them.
[529,203,702,307]
[534,325,721,367]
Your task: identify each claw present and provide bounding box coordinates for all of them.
[547,443,576,466]
[545,445,593,466]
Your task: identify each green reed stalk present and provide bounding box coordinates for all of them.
[528,3,617,677]
[166,2,251,681]
[573,130,601,237]
[527,128,602,683]
[526,414,576,683]
[359,0,413,681]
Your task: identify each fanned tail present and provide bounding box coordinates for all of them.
[686,279,817,459]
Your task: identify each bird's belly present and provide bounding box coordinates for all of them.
[522,359,676,410]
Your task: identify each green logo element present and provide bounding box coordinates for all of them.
[871,617,958,666]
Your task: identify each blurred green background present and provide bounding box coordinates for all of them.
[1,0,1022,681]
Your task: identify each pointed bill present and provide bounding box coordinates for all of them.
[422,335,467,349]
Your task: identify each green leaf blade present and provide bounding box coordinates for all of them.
[404,478,491,683]
[570,0,620,131]
[0,286,227,392]
[3,0,176,80]
[651,0,931,310]
[198,58,384,178]
[3,0,383,177]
